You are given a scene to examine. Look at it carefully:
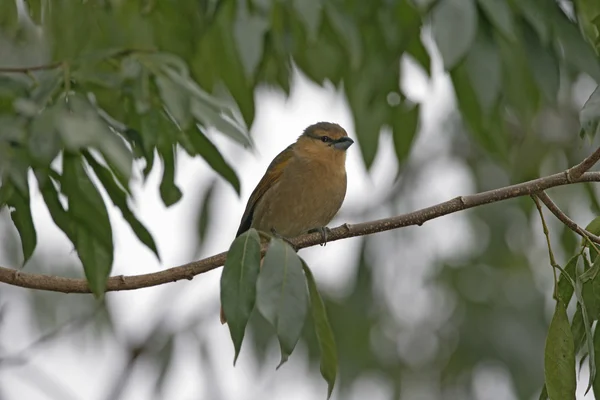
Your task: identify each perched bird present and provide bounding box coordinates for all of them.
[220,121,353,324]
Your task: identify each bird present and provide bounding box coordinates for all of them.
[220,121,354,324]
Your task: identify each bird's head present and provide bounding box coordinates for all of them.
[295,122,354,161]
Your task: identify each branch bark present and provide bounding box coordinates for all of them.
[1,170,600,293]
[535,191,600,245]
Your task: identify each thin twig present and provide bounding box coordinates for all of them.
[532,195,559,299]
[0,61,63,73]
[567,147,600,181]
[1,168,600,293]
[535,191,600,246]
[0,303,105,367]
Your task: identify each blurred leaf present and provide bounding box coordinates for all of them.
[6,186,37,265]
[594,323,600,397]
[544,300,576,400]
[302,260,338,399]
[62,154,113,296]
[154,336,175,393]
[464,27,501,114]
[557,255,579,304]
[234,2,268,79]
[477,0,516,41]
[28,108,62,167]
[580,85,600,139]
[221,228,262,365]
[575,0,600,51]
[431,0,478,69]
[197,180,216,245]
[188,128,240,194]
[84,152,160,260]
[56,95,133,182]
[553,13,600,82]
[391,103,420,164]
[158,143,182,207]
[523,22,560,102]
[256,238,308,368]
[515,0,551,44]
[155,75,192,130]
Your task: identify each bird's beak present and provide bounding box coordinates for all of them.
[333,137,354,151]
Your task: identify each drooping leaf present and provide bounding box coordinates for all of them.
[6,186,37,265]
[188,127,241,194]
[221,228,262,364]
[580,85,600,140]
[477,0,516,41]
[61,155,114,296]
[256,238,308,368]
[157,143,182,207]
[431,0,478,69]
[84,152,160,260]
[391,103,420,164]
[544,300,576,400]
[302,260,338,399]
[464,26,501,115]
[557,255,580,304]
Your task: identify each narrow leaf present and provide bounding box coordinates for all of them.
[7,187,37,265]
[302,260,338,399]
[221,229,262,364]
[544,300,576,400]
[256,238,308,368]
[85,153,160,260]
[188,127,240,194]
[431,0,478,69]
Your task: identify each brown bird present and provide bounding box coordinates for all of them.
[220,122,353,324]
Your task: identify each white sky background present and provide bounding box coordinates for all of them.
[0,30,595,400]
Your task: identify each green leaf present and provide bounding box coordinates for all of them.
[464,27,501,114]
[188,128,240,194]
[56,95,133,182]
[190,98,251,148]
[84,153,160,260]
[431,0,478,69]
[593,324,600,397]
[256,238,308,368]
[553,14,600,82]
[234,3,268,79]
[155,75,192,130]
[6,187,37,265]
[544,300,576,400]
[28,108,62,167]
[302,261,338,399]
[571,304,587,356]
[515,0,551,44]
[477,0,516,41]
[197,180,216,245]
[221,228,262,364]
[580,86,600,139]
[557,255,580,304]
[62,155,113,296]
[522,23,560,102]
[158,143,182,207]
[391,103,420,164]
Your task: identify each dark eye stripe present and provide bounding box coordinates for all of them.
[320,136,332,143]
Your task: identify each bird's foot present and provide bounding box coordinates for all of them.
[308,226,332,246]
[270,228,298,251]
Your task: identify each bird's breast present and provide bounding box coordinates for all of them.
[251,158,347,238]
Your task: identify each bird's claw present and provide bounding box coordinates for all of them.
[309,226,331,246]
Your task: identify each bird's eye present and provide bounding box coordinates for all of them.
[321,136,331,143]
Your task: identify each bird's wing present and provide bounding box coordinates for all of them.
[236,144,295,237]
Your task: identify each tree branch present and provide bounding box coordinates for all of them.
[535,191,600,245]
[1,169,600,293]
[567,146,600,181]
